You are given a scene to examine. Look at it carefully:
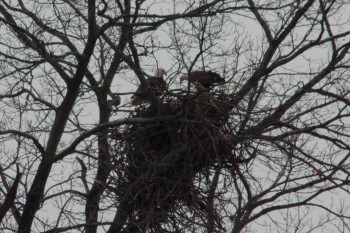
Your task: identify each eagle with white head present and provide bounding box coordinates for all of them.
[180,71,225,90]
[131,68,167,105]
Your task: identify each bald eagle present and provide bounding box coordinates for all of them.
[131,68,167,105]
[180,71,225,89]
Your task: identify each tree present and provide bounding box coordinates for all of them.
[1,0,350,232]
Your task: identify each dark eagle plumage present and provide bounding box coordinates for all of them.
[131,68,167,105]
[180,71,225,89]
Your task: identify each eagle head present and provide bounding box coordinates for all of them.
[155,68,167,78]
[180,74,188,85]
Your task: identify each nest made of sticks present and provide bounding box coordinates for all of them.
[112,89,237,230]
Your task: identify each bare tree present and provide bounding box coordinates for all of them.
[1,0,350,232]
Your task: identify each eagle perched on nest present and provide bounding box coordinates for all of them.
[180,71,225,89]
[131,68,167,105]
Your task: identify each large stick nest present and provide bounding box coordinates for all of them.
[112,89,239,231]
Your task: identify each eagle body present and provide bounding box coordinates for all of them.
[180,71,225,89]
[131,68,167,105]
